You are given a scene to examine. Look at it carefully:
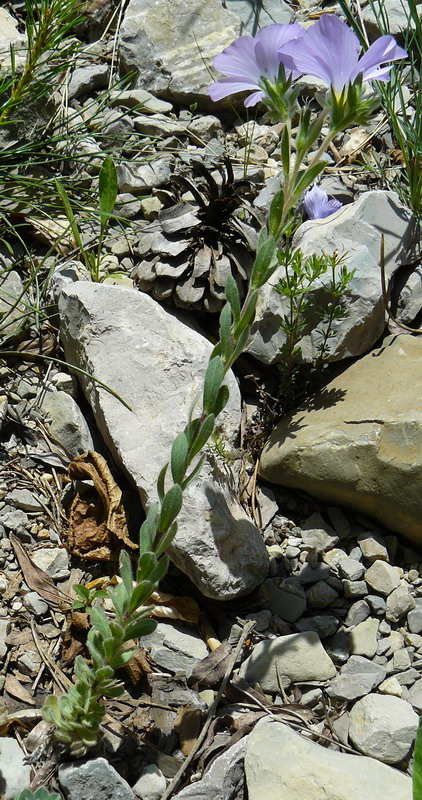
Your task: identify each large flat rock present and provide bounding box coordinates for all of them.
[259,334,422,545]
[245,718,412,799]
[248,191,419,365]
[59,283,268,599]
[119,0,241,107]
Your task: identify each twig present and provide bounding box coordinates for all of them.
[159,620,255,800]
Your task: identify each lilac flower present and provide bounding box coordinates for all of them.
[304,185,343,219]
[207,23,304,107]
[279,15,407,94]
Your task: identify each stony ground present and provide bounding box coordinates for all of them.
[0,0,421,798]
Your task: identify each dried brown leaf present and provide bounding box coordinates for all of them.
[149,591,200,624]
[174,706,202,756]
[10,534,72,612]
[67,451,137,560]
[4,674,35,706]
[188,641,232,689]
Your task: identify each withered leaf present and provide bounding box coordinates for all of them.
[67,451,137,560]
[148,591,200,624]
[188,641,232,689]
[174,706,202,756]
[10,534,72,612]
[4,674,35,706]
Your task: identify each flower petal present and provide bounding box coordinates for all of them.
[254,23,304,78]
[214,36,260,80]
[280,15,361,91]
[350,35,407,82]
[207,76,263,102]
[304,184,342,219]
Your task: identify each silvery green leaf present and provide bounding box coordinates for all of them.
[225,273,240,323]
[203,356,224,415]
[159,484,183,532]
[119,549,133,596]
[171,431,189,484]
[188,413,215,461]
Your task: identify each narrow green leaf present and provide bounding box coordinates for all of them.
[225,327,250,371]
[159,484,183,532]
[293,162,326,199]
[155,521,178,557]
[203,356,225,415]
[127,579,155,614]
[188,413,215,461]
[139,503,159,553]
[213,385,230,417]
[219,303,232,363]
[119,550,133,596]
[90,606,111,639]
[99,155,118,222]
[171,431,189,484]
[157,463,168,503]
[108,581,129,620]
[233,291,258,339]
[280,126,290,181]
[137,551,158,583]
[55,179,86,258]
[123,616,157,642]
[109,649,135,670]
[250,231,276,290]
[181,454,206,491]
[413,716,422,799]
[225,273,241,323]
[149,555,169,584]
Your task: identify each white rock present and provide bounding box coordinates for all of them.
[245,718,412,800]
[59,283,268,599]
[132,764,166,800]
[41,389,94,457]
[31,547,69,579]
[365,561,402,595]
[350,617,379,658]
[248,191,419,365]
[0,738,31,798]
[349,694,418,764]
[386,585,416,622]
[239,631,336,691]
[59,756,135,800]
[119,0,241,105]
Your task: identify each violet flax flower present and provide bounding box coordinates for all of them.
[304,185,343,219]
[279,14,407,94]
[207,23,304,107]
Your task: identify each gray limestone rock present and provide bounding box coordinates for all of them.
[327,655,386,701]
[225,0,293,33]
[132,764,166,800]
[248,192,419,365]
[407,599,422,633]
[31,548,69,580]
[357,531,389,562]
[294,614,338,639]
[173,737,245,799]
[259,335,422,545]
[67,64,110,100]
[0,737,31,799]
[59,756,135,800]
[40,389,94,457]
[350,617,379,658]
[239,631,336,691]
[140,621,208,678]
[365,561,402,595]
[119,0,241,107]
[59,283,268,599]
[344,599,371,628]
[386,585,416,622]
[255,578,306,623]
[245,718,412,800]
[349,694,418,764]
[339,558,365,581]
[306,581,338,608]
